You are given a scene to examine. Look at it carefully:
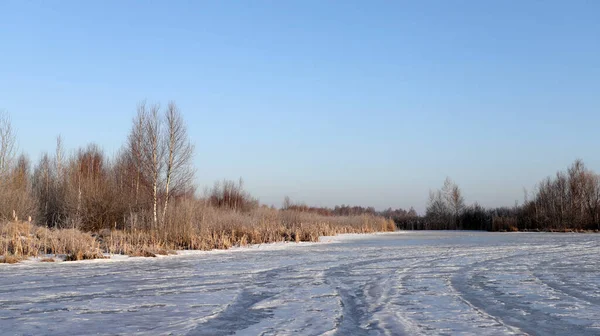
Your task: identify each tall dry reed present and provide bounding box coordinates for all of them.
[1,205,396,263]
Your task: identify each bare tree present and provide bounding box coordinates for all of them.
[128,105,147,208]
[426,189,449,229]
[33,153,51,225]
[161,102,194,223]
[209,178,258,211]
[11,154,36,219]
[425,177,464,229]
[407,207,417,217]
[441,177,462,229]
[141,104,164,229]
[282,196,292,210]
[448,183,465,229]
[128,102,171,229]
[0,111,17,178]
[567,159,586,228]
[55,135,64,181]
[582,172,600,230]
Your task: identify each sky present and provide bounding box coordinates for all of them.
[1,1,599,212]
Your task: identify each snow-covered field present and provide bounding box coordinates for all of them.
[1,231,599,335]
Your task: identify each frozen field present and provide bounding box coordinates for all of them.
[1,231,600,336]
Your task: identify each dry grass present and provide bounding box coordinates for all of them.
[159,206,395,250]
[99,206,395,254]
[1,221,105,262]
[0,254,22,264]
[1,206,396,263]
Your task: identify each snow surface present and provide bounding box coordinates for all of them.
[1,231,599,335]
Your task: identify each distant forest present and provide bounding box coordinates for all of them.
[417,160,600,232]
[286,160,600,232]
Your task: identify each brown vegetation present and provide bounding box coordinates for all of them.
[1,208,393,262]
[0,105,395,263]
[0,254,22,264]
[0,221,105,261]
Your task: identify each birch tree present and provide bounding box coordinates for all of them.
[162,102,194,223]
[127,101,193,229]
[143,104,163,229]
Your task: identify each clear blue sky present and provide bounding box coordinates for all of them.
[1,1,599,212]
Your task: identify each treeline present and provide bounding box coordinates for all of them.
[0,105,395,262]
[282,196,417,219]
[398,160,600,231]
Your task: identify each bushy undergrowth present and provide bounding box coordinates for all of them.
[0,207,395,263]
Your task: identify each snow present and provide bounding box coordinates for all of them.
[1,231,599,335]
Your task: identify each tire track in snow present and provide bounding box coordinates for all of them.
[451,246,600,336]
[322,254,429,335]
[186,263,316,335]
[529,247,600,306]
[186,289,275,336]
